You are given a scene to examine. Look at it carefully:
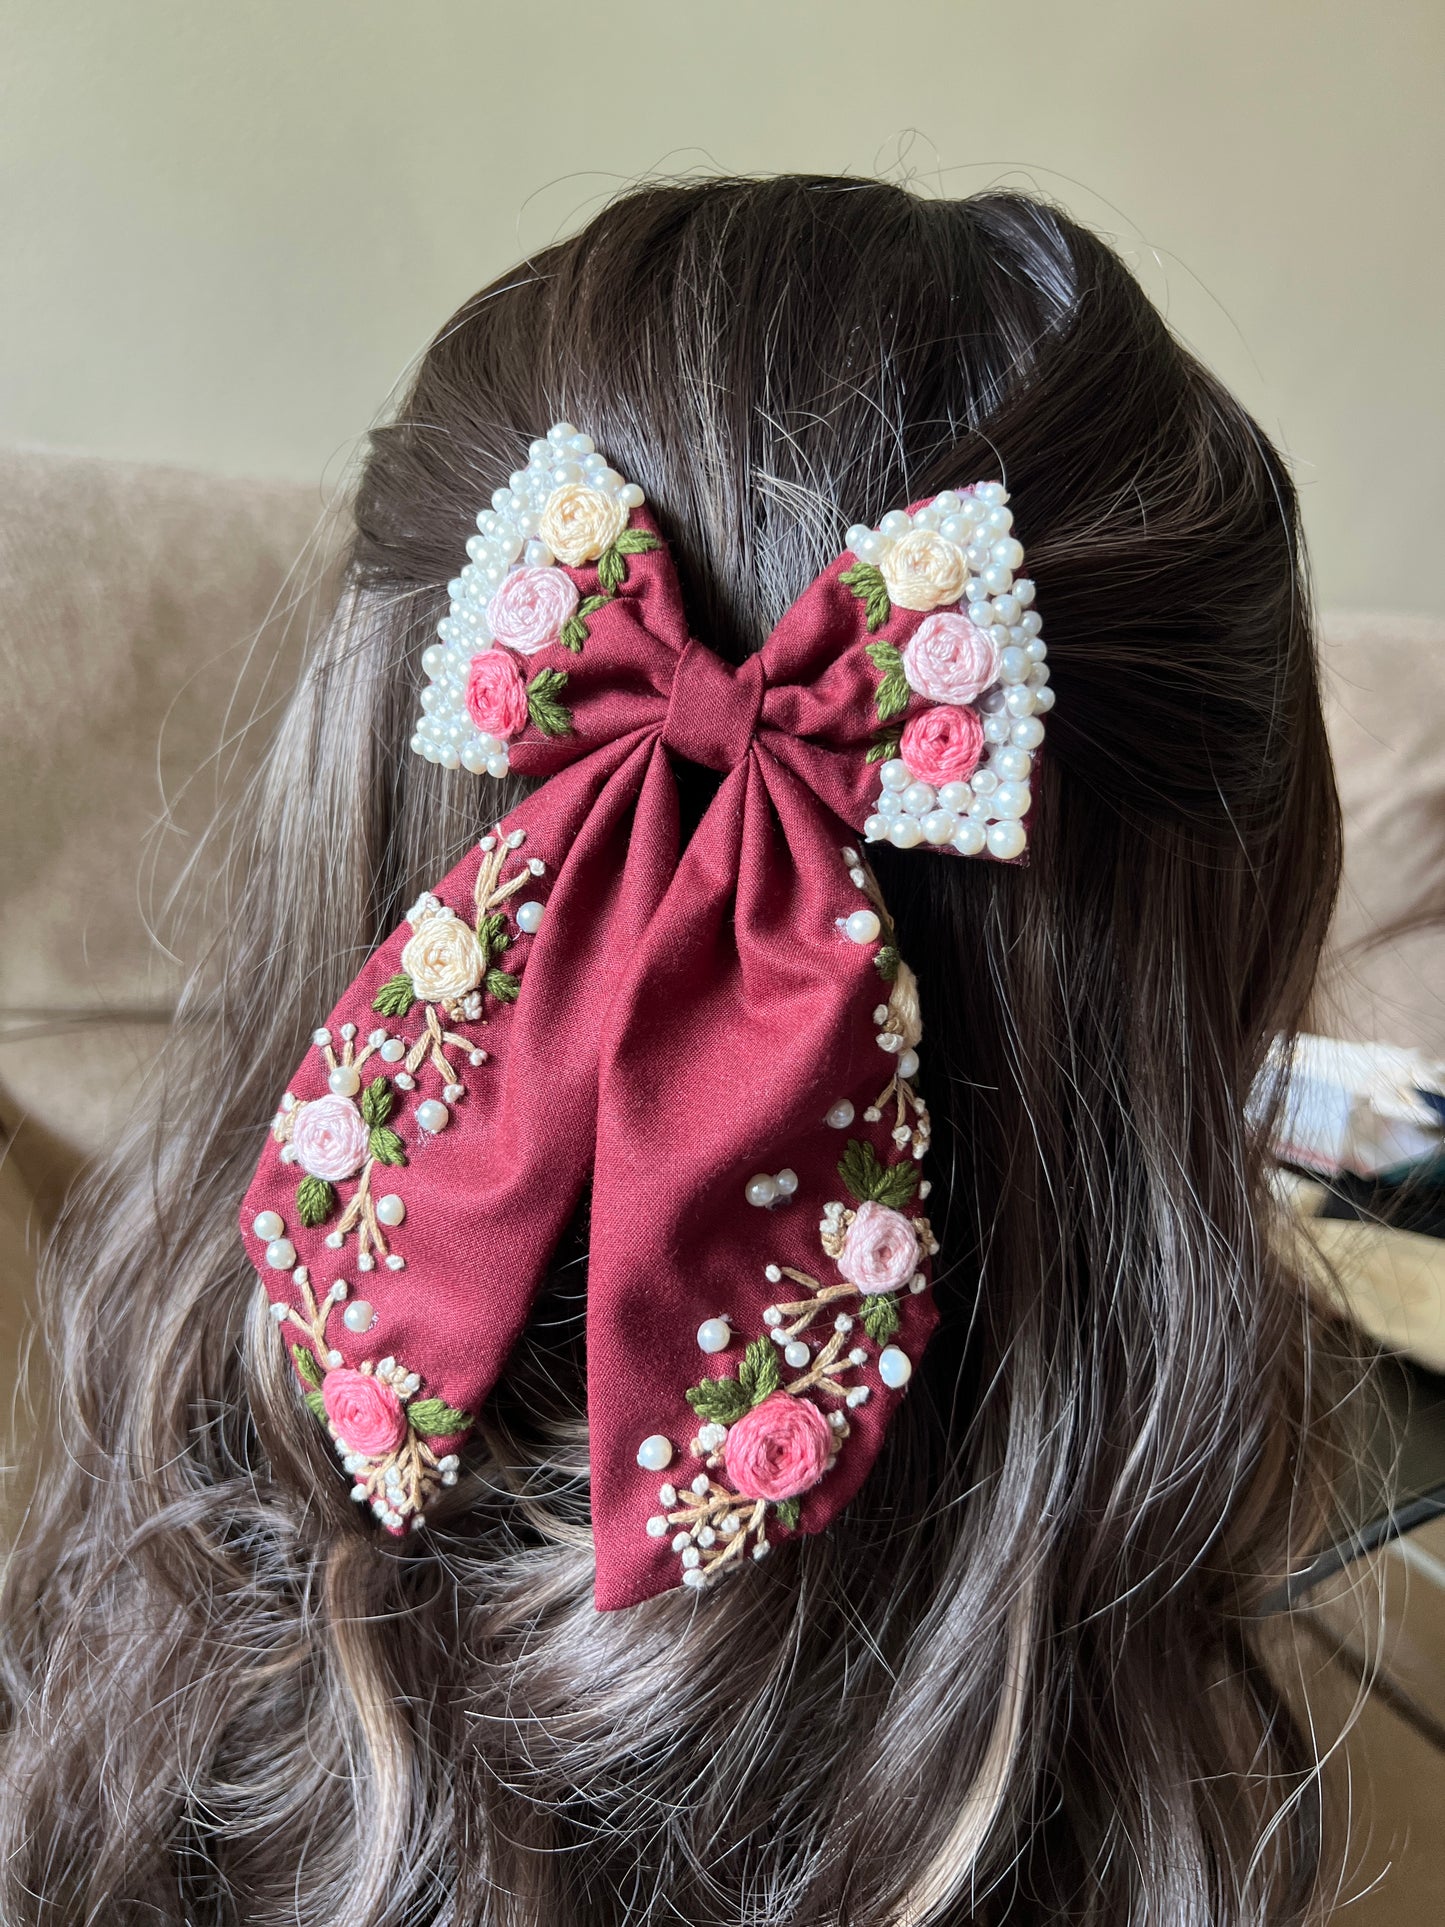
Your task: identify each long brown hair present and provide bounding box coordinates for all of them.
[0,176,1348,1925]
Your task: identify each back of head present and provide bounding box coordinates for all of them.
[0,177,1345,1926]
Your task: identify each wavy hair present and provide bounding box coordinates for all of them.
[0,177,1349,1925]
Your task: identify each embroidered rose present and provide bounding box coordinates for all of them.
[539,483,628,567]
[880,530,969,612]
[487,565,578,654]
[836,1199,920,1295]
[900,703,984,787]
[902,611,999,705]
[884,961,923,1051]
[400,904,483,1004]
[322,1368,408,1458]
[291,1093,369,1182]
[464,648,529,740]
[723,1392,833,1502]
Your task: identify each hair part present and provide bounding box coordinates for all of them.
[1,175,1351,1926]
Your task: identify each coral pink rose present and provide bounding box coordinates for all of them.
[836,1199,920,1295]
[487,565,578,654]
[291,1092,369,1182]
[902,612,1000,706]
[723,1392,832,1503]
[464,648,529,740]
[322,1368,408,1457]
[899,703,984,786]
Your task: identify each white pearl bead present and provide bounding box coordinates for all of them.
[620,483,645,509]
[983,715,1011,744]
[415,1100,449,1134]
[328,1064,361,1097]
[485,751,510,779]
[1011,716,1045,749]
[937,782,971,812]
[991,594,1020,626]
[252,1211,284,1242]
[996,747,1031,780]
[901,781,935,816]
[888,816,923,849]
[952,820,987,856]
[784,1341,810,1369]
[1004,685,1036,718]
[460,742,491,774]
[1033,685,1056,713]
[380,1039,405,1062]
[844,523,871,552]
[745,1174,779,1208]
[922,809,957,845]
[878,1346,913,1388]
[933,490,961,515]
[375,1193,406,1227]
[987,820,1028,860]
[264,1238,296,1270]
[899,1048,920,1079]
[981,565,1013,595]
[998,647,1029,684]
[875,790,904,819]
[637,1435,673,1472]
[991,537,1025,570]
[697,1317,732,1354]
[1015,578,1036,607]
[516,900,544,934]
[879,758,911,792]
[826,1099,855,1128]
[879,510,912,538]
[971,767,998,795]
[992,782,1031,820]
[775,1168,799,1196]
[863,813,889,843]
[343,1300,376,1333]
[844,909,881,944]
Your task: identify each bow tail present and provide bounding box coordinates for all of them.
[588,751,939,1608]
[239,732,676,1534]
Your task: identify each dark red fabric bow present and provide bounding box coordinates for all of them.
[239,478,1032,1608]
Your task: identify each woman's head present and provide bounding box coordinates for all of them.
[1,177,1345,1926]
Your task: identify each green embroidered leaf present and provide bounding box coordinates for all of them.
[296,1175,336,1227]
[873,1161,920,1210]
[578,593,610,617]
[291,1343,324,1389]
[372,972,415,1018]
[865,639,902,675]
[873,944,901,982]
[596,546,625,594]
[739,1335,782,1407]
[685,1375,752,1425]
[475,912,510,968]
[368,1125,407,1167]
[559,613,588,653]
[526,667,573,737]
[360,1079,393,1128]
[615,529,660,556]
[874,670,911,723]
[485,967,520,1003]
[304,1389,329,1422]
[861,1293,901,1345]
[865,733,902,765]
[842,561,892,633]
[839,1137,886,1204]
[773,1496,802,1530]
[406,1397,471,1439]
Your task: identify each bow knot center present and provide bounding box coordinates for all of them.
[661,642,765,773]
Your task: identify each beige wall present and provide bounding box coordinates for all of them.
[4,0,1441,616]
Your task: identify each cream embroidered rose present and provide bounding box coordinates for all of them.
[290,1092,370,1182]
[900,703,984,786]
[901,611,999,704]
[880,530,969,612]
[836,1199,920,1295]
[723,1392,833,1502]
[400,904,483,1004]
[883,961,923,1051]
[322,1368,408,1457]
[538,483,628,566]
[464,648,529,740]
[487,565,578,653]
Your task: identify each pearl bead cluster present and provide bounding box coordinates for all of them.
[849,486,1051,862]
[412,422,645,772]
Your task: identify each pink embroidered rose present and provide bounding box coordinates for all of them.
[899,702,984,787]
[322,1368,408,1458]
[901,611,1000,706]
[723,1391,833,1503]
[290,1092,369,1182]
[464,648,529,740]
[538,483,627,566]
[836,1199,920,1295]
[487,565,578,654]
[880,529,969,612]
